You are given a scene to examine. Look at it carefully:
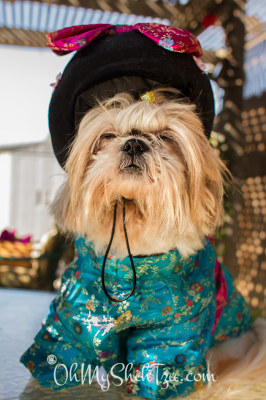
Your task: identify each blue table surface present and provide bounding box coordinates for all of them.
[0,288,55,399]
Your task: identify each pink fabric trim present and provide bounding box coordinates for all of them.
[208,236,228,336]
[211,258,228,335]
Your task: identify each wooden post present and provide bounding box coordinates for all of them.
[213,1,246,277]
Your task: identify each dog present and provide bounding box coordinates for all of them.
[50,88,266,398]
[20,22,266,399]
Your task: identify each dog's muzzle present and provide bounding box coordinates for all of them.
[120,138,149,172]
[122,138,149,157]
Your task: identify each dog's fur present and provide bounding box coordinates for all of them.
[52,88,266,398]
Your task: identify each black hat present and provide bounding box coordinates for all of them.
[48,27,214,168]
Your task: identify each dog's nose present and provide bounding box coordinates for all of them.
[122,139,149,157]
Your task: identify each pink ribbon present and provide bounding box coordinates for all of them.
[46,23,202,57]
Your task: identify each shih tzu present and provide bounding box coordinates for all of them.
[20,23,266,400]
[51,87,266,398]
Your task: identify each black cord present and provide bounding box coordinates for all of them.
[101,197,137,303]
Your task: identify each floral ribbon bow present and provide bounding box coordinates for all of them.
[46,23,202,57]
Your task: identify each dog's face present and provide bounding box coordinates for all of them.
[52,88,227,258]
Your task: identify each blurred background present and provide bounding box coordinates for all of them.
[0,0,265,315]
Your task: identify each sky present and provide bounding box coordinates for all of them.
[0,45,73,146]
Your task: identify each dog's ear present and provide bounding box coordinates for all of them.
[188,140,228,236]
[157,96,229,238]
[50,179,78,234]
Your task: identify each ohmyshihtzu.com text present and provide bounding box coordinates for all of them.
[48,356,217,390]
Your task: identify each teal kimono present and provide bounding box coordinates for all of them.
[20,236,252,399]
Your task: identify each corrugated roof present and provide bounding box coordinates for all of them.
[0,1,172,31]
[0,0,172,46]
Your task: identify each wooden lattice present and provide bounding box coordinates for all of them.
[233,105,266,316]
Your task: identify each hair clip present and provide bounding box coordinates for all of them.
[140,91,155,103]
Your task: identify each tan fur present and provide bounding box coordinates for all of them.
[51,88,228,258]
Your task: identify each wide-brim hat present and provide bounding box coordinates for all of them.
[47,24,214,168]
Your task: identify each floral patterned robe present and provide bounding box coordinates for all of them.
[20,236,252,399]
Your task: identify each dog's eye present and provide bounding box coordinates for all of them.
[159,134,171,141]
[102,133,116,139]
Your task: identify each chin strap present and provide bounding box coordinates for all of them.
[101,197,137,303]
